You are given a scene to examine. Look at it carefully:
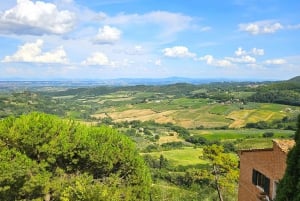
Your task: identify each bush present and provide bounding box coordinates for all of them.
[223,142,236,153]
[185,136,208,145]
[262,132,274,138]
[161,141,184,150]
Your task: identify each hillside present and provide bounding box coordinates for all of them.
[1,79,299,129]
[288,75,300,82]
[248,76,300,106]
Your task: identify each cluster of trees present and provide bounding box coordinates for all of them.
[0,112,151,201]
[245,116,298,130]
[276,116,300,201]
[248,79,300,106]
[248,90,300,106]
[143,144,239,201]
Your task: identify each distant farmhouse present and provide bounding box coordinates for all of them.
[238,139,295,201]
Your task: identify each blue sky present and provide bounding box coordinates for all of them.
[0,0,299,80]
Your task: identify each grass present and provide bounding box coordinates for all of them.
[235,138,274,150]
[151,180,205,201]
[190,129,294,141]
[146,147,208,167]
[209,104,240,115]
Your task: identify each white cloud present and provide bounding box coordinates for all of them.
[0,0,76,35]
[163,46,196,58]
[99,11,194,36]
[264,59,286,65]
[216,59,232,67]
[235,47,264,56]
[239,21,283,35]
[235,47,247,56]
[2,39,68,63]
[81,52,110,66]
[251,48,264,56]
[226,55,256,63]
[95,25,122,44]
[198,55,214,64]
[197,55,232,67]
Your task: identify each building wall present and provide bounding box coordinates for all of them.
[238,142,288,201]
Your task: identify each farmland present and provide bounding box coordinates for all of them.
[0,78,299,200]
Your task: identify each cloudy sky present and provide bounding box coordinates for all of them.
[0,0,299,80]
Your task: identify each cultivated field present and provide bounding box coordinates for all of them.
[91,94,298,129]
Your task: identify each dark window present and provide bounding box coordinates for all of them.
[252,169,270,195]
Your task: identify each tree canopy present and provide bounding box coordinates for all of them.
[276,115,300,201]
[201,145,239,201]
[0,112,151,201]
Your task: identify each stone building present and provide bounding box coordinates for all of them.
[238,139,295,201]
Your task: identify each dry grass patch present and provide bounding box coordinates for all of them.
[107,109,176,124]
[227,109,255,128]
[158,133,183,145]
[228,109,287,128]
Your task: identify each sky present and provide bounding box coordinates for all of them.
[0,0,299,81]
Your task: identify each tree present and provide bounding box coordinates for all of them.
[0,112,151,201]
[276,116,300,201]
[201,145,239,201]
[262,131,274,138]
[159,154,169,169]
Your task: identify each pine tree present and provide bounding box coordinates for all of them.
[276,115,300,201]
[0,112,151,201]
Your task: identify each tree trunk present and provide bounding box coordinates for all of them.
[44,193,51,201]
[213,165,224,201]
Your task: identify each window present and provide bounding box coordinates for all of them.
[252,169,270,195]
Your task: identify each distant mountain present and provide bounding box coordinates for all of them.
[0,77,242,88]
[288,76,300,82]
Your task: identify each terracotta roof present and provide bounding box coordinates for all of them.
[273,139,295,153]
[238,139,295,156]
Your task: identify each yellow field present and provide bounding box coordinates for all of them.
[91,101,295,129]
[227,109,286,128]
[158,133,184,145]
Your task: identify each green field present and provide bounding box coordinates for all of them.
[190,129,294,141]
[145,147,208,167]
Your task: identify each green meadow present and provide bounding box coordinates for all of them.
[190,129,294,141]
[145,147,208,167]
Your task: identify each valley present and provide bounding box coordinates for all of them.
[0,77,299,200]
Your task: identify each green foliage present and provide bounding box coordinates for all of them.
[161,141,184,150]
[222,142,236,153]
[262,131,274,138]
[201,145,239,201]
[248,82,300,106]
[0,112,151,201]
[150,181,220,201]
[185,135,208,145]
[167,124,190,138]
[276,116,300,201]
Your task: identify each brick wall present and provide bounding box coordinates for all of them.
[238,141,288,201]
